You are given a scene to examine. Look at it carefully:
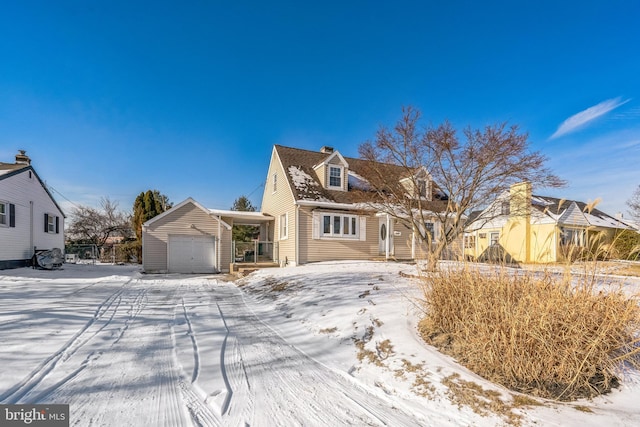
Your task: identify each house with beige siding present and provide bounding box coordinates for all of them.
[260,145,448,266]
[464,182,631,263]
[142,198,272,273]
[142,145,449,273]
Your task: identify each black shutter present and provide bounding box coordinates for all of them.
[44,213,49,232]
[9,204,15,227]
[55,216,59,234]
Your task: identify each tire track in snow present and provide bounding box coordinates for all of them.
[0,284,130,404]
[182,297,200,383]
[212,287,427,426]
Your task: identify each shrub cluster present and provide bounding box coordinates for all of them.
[419,266,640,400]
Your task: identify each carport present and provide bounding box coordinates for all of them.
[142,198,273,274]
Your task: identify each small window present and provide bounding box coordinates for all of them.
[464,234,476,249]
[329,166,342,188]
[424,222,435,241]
[417,179,427,198]
[44,213,58,233]
[333,216,341,234]
[501,201,510,215]
[0,202,7,226]
[279,213,288,239]
[490,232,500,246]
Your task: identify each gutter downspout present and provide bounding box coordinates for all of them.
[29,201,34,255]
[295,205,300,266]
[217,216,221,272]
[385,214,390,260]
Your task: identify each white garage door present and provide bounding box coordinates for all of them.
[168,235,216,273]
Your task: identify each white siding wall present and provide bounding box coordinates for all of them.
[0,169,64,264]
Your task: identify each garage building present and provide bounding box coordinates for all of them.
[142,198,273,274]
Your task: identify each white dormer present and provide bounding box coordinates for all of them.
[313,149,349,192]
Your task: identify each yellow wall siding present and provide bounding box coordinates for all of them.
[298,207,378,263]
[260,149,298,265]
[143,202,226,272]
[530,223,557,263]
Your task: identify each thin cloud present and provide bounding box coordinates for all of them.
[550,97,630,139]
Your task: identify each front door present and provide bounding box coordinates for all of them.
[378,217,393,255]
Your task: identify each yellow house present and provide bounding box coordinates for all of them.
[464,182,631,263]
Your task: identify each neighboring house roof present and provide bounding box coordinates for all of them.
[274,145,448,212]
[0,161,66,218]
[531,195,630,229]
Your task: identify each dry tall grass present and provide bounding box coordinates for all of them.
[419,265,640,400]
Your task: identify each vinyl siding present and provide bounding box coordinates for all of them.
[0,168,64,264]
[298,207,378,263]
[260,149,297,265]
[143,202,227,273]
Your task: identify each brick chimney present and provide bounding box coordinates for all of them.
[15,150,31,165]
[320,146,334,154]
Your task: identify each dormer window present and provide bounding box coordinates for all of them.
[501,201,510,215]
[417,179,427,198]
[329,166,342,188]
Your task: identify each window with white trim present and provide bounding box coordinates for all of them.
[279,213,288,239]
[560,227,585,246]
[328,166,342,188]
[490,232,500,246]
[464,234,476,249]
[45,213,59,234]
[424,221,435,241]
[320,213,358,238]
[0,202,7,226]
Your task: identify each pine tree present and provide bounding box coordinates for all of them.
[231,195,258,242]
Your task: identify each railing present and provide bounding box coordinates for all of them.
[232,241,278,264]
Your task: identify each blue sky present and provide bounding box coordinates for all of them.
[1,1,639,218]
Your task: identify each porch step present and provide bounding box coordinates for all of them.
[231,262,280,276]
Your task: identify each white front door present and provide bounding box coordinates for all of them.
[378,217,393,256]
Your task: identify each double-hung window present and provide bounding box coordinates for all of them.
[1,202,15,227]
[424,222,435,241]
[279,213,288,239]
[45,213,59,234]
[321,213,357,238]
[328,166,342,188]
[0,202,7,226]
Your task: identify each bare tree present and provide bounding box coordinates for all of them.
[67,197,133,247]
[627,185,640,222]
[358,106,565,270]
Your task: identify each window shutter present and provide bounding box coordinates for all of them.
[359,216,367,241]
[312,212,320,239]
[44,213,49,232]
[9,204,15,227]
[55,216,59,234]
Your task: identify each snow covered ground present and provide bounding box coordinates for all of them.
[1,261,639,426]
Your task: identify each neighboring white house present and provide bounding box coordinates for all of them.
[0,150,65,269]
